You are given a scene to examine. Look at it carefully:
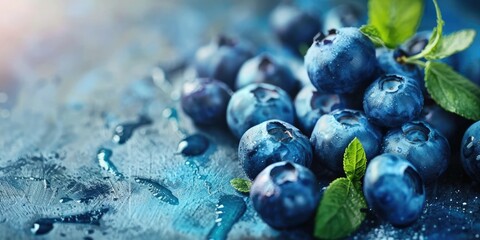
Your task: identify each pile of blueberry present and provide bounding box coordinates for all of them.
[180,1,480,235]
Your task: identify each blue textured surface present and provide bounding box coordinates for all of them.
[0,0,480,239]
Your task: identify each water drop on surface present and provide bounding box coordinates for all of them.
[134,177,179,205]
[207,195,246,240]
[177,134,210,156]
[59,197,73,203]
[112,115,153,144]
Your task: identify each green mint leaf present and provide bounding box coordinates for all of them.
[314,178,366,239]
[425,61,480,120]
[407,0,444,61]
[368,0,424,48]
[230,178,252,193]
[359,25,385,47]
[425,29,476,60]
[343,138,367,182]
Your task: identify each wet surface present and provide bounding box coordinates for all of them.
[0,0,480,239]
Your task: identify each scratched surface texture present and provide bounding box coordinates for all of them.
[1,0,480,240]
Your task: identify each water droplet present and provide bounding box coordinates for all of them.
[177,134,209,156]
[112,115,152,144]
[59,197,73,203]
[31,208,109,235]
[97,148,123,179]
[207,195,246,240]
[134,177,179,205]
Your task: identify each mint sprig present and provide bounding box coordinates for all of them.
[405,0,444,62]
[367,0,424,48]
[230,178,252,193]
[425,29,476,60]
[362,0,480,121]
[314,138,367,239]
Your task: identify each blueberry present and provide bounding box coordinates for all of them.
[250,161,320,229]
[364,153,426,227]
[322,3,366,32]
[227,83,295,139]
[400,31,432,57]
[460,121,480,182]
[239,120,313,179]
[418,104,458,141]
[363,74,424,128]
[382,121,450,183]
[376,48,423,84]
[304,27,377,93]
[181,78,232,125]
[310,109,382,174]
[236,54,300,96]
[294,85,347,135]
[270,4,321,56]
[194,35,253,87]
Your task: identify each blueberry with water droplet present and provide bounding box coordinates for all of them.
[364,153,426,227]
[461,121,480,182]
[177,134,209,156]
[294,85,347,135]
[238,120,313,179]
[364,74,424,127]
[250,161,320,229]
[382,121,450,183]
[310,109,382,174]
[181,78,232,126]
[226,83,295,139]
[304,27,377,93]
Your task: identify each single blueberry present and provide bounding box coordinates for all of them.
[363,74,424,128]
[382,121,451,183]
[294,85,347,135]
[460,121,480,182]
[364,153,426,227]
[310,109,382,174]
[322,2,366,32]
[181,78,232,125]
[194,35,254,87]
[236,54,300,96]
[270,4,321,56]
[239,120,313,179]
[400,31,432,57]
[304,27,377,93]
[418,104,458,141]
[250,161,320,229]
[226,83,295,139]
